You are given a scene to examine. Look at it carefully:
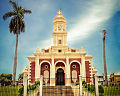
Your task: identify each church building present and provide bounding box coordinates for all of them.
[25,10,97,86]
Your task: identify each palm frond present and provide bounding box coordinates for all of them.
[22,9,32,14]
[9,16,17,34]
[20,20,25,32]
[3,11,16,20]
[9,16,25,34]
[4,0,31,35]
[9,0,18,11]
[18,17,25,33]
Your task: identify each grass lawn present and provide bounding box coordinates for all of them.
[0,86,22,96]
[99,86,120,96]
[83,84,120,96]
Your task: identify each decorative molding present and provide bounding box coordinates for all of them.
[39,60,51,66]
[54,58,66,64]
[54,60,66,66]
[69,59,81,65]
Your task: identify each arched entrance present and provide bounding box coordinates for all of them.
[56,68,65,85]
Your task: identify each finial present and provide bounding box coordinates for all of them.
[35,48,40,53]
[58,10,62,14]
[80,47,85,53]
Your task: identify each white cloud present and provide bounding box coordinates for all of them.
[19,0,119,50]
[34,0,119,48]
[67,0,119,44]
[36,38,53,50]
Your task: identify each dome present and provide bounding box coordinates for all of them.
[53,10,66,22]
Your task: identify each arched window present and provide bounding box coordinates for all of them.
[59,40,61,44]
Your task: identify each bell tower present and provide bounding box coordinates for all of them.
[52,10,67,47]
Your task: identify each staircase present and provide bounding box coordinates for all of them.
[42,86,74,96]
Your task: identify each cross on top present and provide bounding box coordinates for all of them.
[58,10,62,14]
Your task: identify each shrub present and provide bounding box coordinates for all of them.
[87,84,90,91]
[18,86,24,96]
[99,85,104,93]
[82,80,86,85]
[90,85,95,92]
[43,82,45,85]
[35,80,40,86]
[18,81,40,95]
[84,83,87,88]
[82,81,87,88]
[0,73,12,86]
[28,84,36,90]
[75,82,79,85]
[84,84,95,93]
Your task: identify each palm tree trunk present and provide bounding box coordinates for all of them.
[13,33,18,85]
[103,30,108,85]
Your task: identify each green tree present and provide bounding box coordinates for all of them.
[0,73,12,86]
[18,73,23,81]
[3,0,31,85]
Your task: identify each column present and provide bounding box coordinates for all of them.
[23,75,28,96]
[95,75,99,96]
[40,75,43,96]
[65,57,71,86]
[79,75,82,96]
[50,56,55,86]
[35,56,40,80]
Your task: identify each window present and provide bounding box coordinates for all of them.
[59,40,61,44]
[45,65,48,69]
[58,50,62,52]
[72,65,76,68]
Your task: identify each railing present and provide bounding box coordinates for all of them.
[0,85,23,96]
[1,75,120,96]
[98,85,120,96]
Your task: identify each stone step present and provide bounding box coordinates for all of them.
[42,86,74,96]
[43,89,74,93]
[43,86,72,88]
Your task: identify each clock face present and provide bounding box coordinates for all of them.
[58,24,62,30]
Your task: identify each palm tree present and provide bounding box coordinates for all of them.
[3,0,32,85]
[102,30,108,85]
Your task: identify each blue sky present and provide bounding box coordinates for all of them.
[0,0,120,78]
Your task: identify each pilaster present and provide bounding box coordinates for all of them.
[65,56,71,86]
[50,55,55,86]
[80,48,86,80]
[35,56,40,80]
[34,48,40,80]
[81,56,86,78]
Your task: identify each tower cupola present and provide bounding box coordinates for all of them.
[52,10,67,47]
